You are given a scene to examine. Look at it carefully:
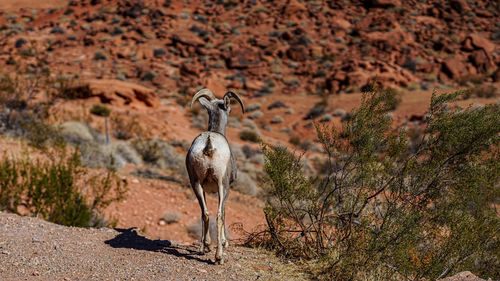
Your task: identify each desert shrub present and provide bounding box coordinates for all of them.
[93,50,108,61]
[58,77,92,100]
[131,168,185,185]
[132,138,162,163]
[230,144,245,160]
[255,88,500,280]
[132,138,187,178]
[112,142,142,166]
[303,105,325,120]
[1,110,64,149]
[241,145,261,159]
[246,102,262,112]
[234,171,259,196]
[240,128,260,142]
[463,84,498,99]
[456,74,485,86]
[141,71,157,81]
[0,44,69,149]
[90,104,111,117]
[0,149,127,227]
[248,110,264,119]
[110,113,145,140]
[248,153,265,165]
[58,121,95,144]
[289,136,301,146]
[289,136,314,151]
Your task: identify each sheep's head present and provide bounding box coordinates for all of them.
[191,88,245,135]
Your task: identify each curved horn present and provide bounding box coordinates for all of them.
[191,88,216,108]
[224,91,245,113]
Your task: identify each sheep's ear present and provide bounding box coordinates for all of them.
[224,96,231,110]
[198,97,213,110]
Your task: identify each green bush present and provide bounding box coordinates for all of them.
[0,149,127,227]
[90,104,111,117]
[256,88,500,280]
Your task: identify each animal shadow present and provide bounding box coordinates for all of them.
[104,227,213,264]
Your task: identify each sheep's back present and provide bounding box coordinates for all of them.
[187,132,231,192]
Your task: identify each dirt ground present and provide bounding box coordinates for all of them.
[0,211,307,280]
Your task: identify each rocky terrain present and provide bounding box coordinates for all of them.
[0,0,499,96]
[0,211,306,280]
[0,212,492,280]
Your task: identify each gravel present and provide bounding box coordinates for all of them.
[0,212,305,280]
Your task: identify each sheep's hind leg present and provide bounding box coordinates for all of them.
[215,182,225,264]
[221,189,229,248]
[193,181,211,254]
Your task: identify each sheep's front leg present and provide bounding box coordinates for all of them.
[193,181,211,254]
[215,182,225,264]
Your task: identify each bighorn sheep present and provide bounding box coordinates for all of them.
[186,88,245,264]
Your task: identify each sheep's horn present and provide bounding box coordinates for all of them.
[191,88,216,108]
[224,91,245,113]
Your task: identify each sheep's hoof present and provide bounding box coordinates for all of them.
[200,244,211,254]
[215,257,224,265]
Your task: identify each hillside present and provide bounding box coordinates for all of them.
[0,0,499,94]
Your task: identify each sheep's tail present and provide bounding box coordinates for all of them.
[203,134,215,157]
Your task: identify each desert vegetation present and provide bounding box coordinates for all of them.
[254,88,500,280]
[0,49,127,227]
[0,148,126,227]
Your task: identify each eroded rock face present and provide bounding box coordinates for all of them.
[442,57,469,79]
[87,79,160,107]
